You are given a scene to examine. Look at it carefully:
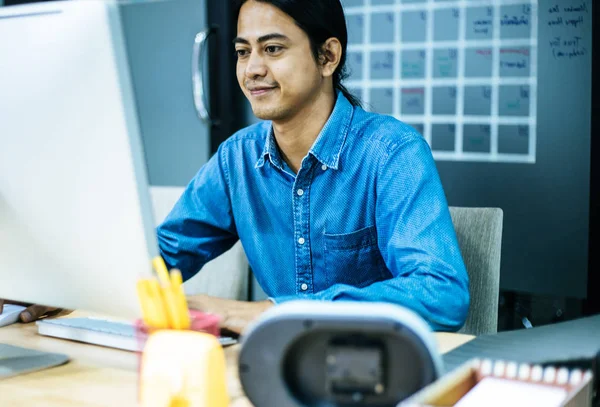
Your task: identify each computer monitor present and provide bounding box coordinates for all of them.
[0,0,158,319]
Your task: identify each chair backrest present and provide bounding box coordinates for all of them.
[449,207,503,336]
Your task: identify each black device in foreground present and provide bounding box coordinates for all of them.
[239,301,442,407]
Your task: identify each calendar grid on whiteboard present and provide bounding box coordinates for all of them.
[342,0,538,164]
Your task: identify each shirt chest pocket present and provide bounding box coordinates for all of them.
[323,225,388,288]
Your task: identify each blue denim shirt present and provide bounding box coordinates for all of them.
[157,92,469,331]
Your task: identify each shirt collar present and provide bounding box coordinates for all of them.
[308,91,353,170]
[255,126,283,170]
[255,91,354,170]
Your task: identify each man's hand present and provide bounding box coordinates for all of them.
[186,294,273,335]
[0,299,71,323]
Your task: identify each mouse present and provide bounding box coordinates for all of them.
[0,304,27,327]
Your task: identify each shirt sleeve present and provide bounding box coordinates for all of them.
[156,144,238,282]
[273,136,470,332]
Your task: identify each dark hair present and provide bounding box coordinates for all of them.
[234,0,362,107]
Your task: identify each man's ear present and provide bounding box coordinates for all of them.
[318,37,342,78]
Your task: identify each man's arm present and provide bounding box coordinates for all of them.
[273,137,470,332]
[0,299,71,322]
[157,145,238,281]
[157,144,266,334]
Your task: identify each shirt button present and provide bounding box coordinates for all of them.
[297,189,304,196]
[301,283,308,291]
[298,237,305,245]
[321,164,327,171]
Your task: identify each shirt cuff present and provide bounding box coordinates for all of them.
[269,295,301,304]
[270,295,327,304]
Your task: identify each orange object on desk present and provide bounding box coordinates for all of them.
[138,330,229,407]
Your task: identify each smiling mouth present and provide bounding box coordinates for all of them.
[249,87,276,96]
[246,83,277,96]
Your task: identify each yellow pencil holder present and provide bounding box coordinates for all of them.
[138,329,230,407]
[136,311,229,407]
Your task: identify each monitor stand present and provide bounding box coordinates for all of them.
[0,343,69,378]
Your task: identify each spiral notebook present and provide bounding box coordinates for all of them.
[400,358,594,407]
[443,315,600,375]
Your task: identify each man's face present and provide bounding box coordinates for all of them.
[235,1,323,121]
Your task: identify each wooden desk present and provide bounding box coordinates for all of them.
[0,315,474,407]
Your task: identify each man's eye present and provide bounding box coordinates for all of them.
[236,49,249,58]
[265,46,282,54]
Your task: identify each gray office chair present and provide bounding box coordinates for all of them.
[449,207,503,336]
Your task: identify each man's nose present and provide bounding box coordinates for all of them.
[245,51,268,79]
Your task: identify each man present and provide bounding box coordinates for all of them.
[3,0,468,331]
[157,0,469,334]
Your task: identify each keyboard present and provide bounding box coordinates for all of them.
[36,317,237,352]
